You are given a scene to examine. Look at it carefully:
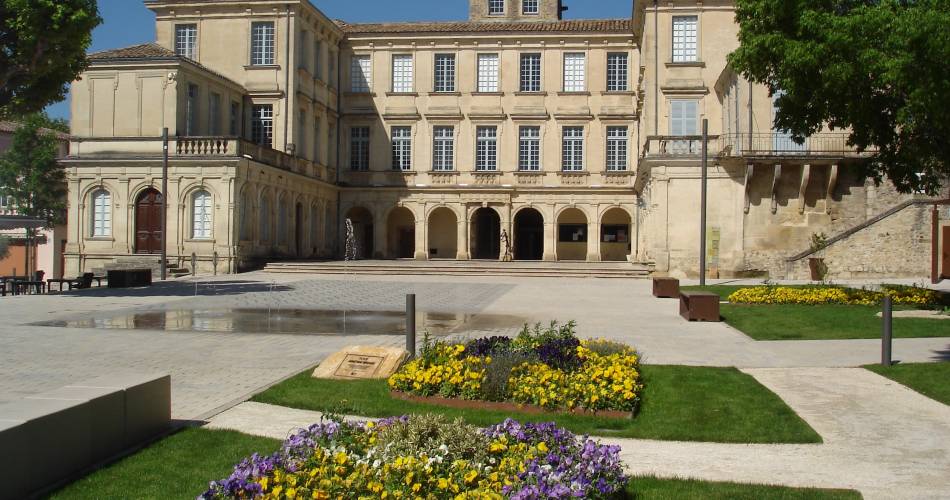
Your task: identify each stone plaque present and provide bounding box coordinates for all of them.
[312,346,409,381]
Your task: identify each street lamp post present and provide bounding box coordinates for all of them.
[161,128,169,281]
[700,119,709,286]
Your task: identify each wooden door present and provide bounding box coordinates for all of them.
[135,188,164,254]
[943,227,950,278]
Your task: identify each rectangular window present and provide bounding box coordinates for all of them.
[562,126,584,171]
[229,101,240,136]
[602,224,630,243]
[519,126,541,171]
[209,93,220,135]
[314,40,322,79]
[606,126,628,171]
[297,110,306,154]
[175,24,198,59]
[488,0,505,15]
[558,224,587,243]
[251,104,273,147]
[475,126,498,171]
[433,54,456,93]
[607,53,629,92]
[329,50,337,86]
[522,0,539,14]
[313,119,320,162]
[350,127,370,171]
[669,100,699,135]
[563,53,585,92]
[520,53,542,92]
[298,31,308,70]
[672,16,698,62]
[92,191,111,237]
[432,126,455,171]
[392,55,413,93]
[192,192,212,239]
[391,127,412,171]
[477,54,499,92]
[250,22,276,66]
[186,84,199,136]
[350,55,371,92]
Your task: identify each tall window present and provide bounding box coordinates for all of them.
[251,104,273,147]
[520,53,542,92]
[250,22,276,66]
[299,31,309,71]
[522,0,539,14]
[391,127,412,171]
[229,101,241,136]
[562,127,584,171]
[192,190,212,239]
[175,24,198,59]
[432,126,454,171]
[278,200,288,245]
[563,53,586,92]
[477,54,499,92]
[297,110,306,153]
[475,126,498,171]
[239,192,251,241]
[259,196,271,243]
[314,40,323,80]
[0,194,9,211]
[519,126,541,171]
[606,126,628,171]
[392,55,413,93]
[672,16,698,62]
[91,190,111,237]
[313,119,320,162]
[350,127,370,171]
[329,50,337,85]
[350,55,371,92]
[434,54,456,93]
[607,53,629,91]
[209,93,221,135]
[669,100,699,135]
[488,0,505,15]
[186,84,199,135]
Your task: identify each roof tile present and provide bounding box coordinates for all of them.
[338,18,632,35]
[88,43,177,60]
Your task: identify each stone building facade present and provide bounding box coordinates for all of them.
[60,0,947,279]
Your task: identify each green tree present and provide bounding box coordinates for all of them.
[0,0,102,115]
[728,0,950,194]
[0,114,67,228]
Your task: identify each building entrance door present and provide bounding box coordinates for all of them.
[397,227,414,258]
[514,208,544,261]
[471,208,500,260]
[135,188,163,254]
[942,226,950,278]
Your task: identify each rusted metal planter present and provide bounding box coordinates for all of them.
[652,277,680,298]
[679,291,721,322]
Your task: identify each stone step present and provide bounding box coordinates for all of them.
[262,261,653,279]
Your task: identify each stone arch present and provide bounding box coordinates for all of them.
[513,206,544,261]
[427,206,458,259]
[470,206,501,260]
[601,206,633,262]
[387,206,416,259]
[556,207,588,261]
[344,205,375,259]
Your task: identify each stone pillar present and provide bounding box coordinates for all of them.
[373,206,387,259]
[499,204,512,261]
[414,208,428,260]
[587,220,602,262]
[542,221,556,261]
[456,208,470,260]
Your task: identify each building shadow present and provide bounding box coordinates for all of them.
[56,280,292,298]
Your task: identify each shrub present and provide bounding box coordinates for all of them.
[479,350,535,402]
[202,415,628,499]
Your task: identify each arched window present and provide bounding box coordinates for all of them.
[278,199,289,245]
[192,190,212,239]
[259,196,271,243]
[310,203,320,251]
[239,192,251,241]
[91,189,111,237]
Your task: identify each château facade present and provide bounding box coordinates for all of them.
[62,0,947,279]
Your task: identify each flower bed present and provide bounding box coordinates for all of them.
[201,415,628,499]
[728,285,939,306]
[387,322,643,414]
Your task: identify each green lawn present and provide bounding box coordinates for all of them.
[50,428,859,500]
[720,304,950,340]
[252,365,821,444]
[865,362,950,406]
[48,428,281,500]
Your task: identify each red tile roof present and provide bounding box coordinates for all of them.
[88,43,178,60]
[337,18,632,35]
[0,121,70,141]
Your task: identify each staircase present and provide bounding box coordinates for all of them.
[90,256,192,279]
[262,260,653,279]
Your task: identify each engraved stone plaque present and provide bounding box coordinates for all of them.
[312,346,409,380]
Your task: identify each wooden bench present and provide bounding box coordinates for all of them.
[679,291,721,322]
[652,277,680,298]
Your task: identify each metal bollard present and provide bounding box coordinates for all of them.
[406,293,416,359]
[882,295,893,366]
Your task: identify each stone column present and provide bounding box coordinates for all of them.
[456,207,470,260]
[542,221,556,262]
[499,204,512,261]
[373,205,387,259]
[587,220,602,262]
[414,205,428,260]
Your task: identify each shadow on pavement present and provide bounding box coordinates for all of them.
[54,280,292,298]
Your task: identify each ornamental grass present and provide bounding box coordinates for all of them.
[201,415,628,499]
[727,285,939,306]
[388,322,643,413]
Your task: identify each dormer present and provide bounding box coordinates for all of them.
[468,0,565,22]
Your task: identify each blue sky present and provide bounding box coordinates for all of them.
[46,0,633,120]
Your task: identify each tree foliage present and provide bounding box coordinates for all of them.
[0,114,67,228]
[728,0,950,194]
[0,0,102,115]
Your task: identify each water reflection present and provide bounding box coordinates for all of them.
[34,309,525,336]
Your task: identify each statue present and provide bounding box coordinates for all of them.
[500,229,512,262]
[344,218,359,261]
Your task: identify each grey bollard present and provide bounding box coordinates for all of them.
[406,294,416,359]
[882,295,893,366]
